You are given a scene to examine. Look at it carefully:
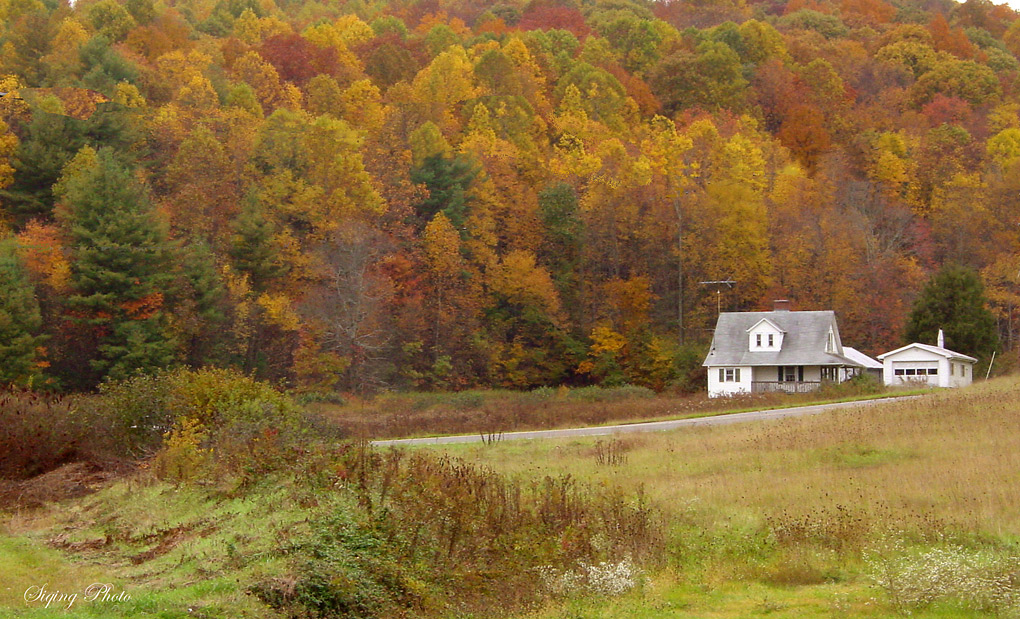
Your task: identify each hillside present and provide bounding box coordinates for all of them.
[1,0,1019,392]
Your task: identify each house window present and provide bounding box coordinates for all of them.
[719,368,741,382]
[894,368,904,376]
[756,334,762,347]
[768,334,774,346]
[821,367,837,381]
[928,368,938,375]
[951,364,955,376]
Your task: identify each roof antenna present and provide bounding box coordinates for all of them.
[699,279,736,315]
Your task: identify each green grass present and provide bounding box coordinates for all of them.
[1,479,310,618]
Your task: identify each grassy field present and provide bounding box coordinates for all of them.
[3,376,1020,617]
[315,379,903,440]
[435,376,1020,617]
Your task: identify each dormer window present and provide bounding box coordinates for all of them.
[748,318,784,351]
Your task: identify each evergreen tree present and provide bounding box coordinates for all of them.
[410,153,479,231]
[905,263,999,358]
[537,182,583,327]
[177,239,228,366]
[64,149,177,383]
[538,182,583,277]
[0,240,45,387]
[228,198,288,293]
[0,99,140,228]
[0,112,86,227]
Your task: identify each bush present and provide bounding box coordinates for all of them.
[151,416,211,484]
[91,368,308,485]
[253,445,664,617]
[0,390,86,479]
[818,372,884,399]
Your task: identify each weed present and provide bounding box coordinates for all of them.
[539,556,642,596]
[592,438,627,467]
[866,538,1020,613]
[766,504,871,551]
[318,384,859,440]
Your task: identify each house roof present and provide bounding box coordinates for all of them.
[876,343,978,363]
[746,317,784,333]
[703,310,861,368]
[842,346,883,370]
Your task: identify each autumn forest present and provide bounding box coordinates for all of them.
[1,0,1018,394]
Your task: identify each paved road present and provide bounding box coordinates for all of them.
[371,395,920,447]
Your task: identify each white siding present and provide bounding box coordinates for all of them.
[707,366,752,397]
[747,321,784,352]
[881,348,973,389]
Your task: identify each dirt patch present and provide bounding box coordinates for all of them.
[129,524,197,564]
[0,459,133,510]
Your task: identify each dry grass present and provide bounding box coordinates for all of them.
[435,377,1020,615]
[315,382,892,440]
[445,375,1020,545]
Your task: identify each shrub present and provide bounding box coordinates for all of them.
[818,372,884,399]
[254,445,664,617]
[0,390,86,479]
[93,368,308,484]
[152,417,211,483]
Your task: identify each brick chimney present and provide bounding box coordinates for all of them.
[773,299,791,312]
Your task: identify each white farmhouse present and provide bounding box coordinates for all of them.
[877,332,977,388]
[703,301,871,397]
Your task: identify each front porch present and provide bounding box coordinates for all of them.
[751,380,823,394]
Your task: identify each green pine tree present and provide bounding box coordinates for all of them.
[229,198,288,293]
[177,239,228,366]
[0,239,45,387]
[0,112,86,227]
[410,153,479,231]
[905,263,999,359]
[64,149,177,384]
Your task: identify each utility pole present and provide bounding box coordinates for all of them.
[673,194,683,345]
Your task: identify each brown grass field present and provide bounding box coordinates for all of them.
[435,376,1020,616]
[316,380,892,439]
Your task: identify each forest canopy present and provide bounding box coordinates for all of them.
[0,0,1017,392]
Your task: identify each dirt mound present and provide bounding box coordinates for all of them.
[0,459,132,509]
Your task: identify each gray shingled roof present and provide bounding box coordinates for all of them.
[843,346,883,369]
[703,310,862,367]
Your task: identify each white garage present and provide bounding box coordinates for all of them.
[877,342,977,389]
